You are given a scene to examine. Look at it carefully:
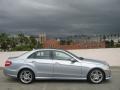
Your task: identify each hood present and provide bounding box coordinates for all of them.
[81,58,108,65]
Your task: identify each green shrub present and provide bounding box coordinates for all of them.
[12,45,32,51]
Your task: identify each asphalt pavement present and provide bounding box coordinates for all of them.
[0,67,120,90]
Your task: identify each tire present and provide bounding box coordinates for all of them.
[87,69,105,84]
[18,69,35,84]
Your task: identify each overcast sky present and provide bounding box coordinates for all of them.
[0,0,120,37]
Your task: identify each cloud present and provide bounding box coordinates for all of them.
[0,0,120,37]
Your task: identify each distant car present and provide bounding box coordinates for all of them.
[3,49,111,84]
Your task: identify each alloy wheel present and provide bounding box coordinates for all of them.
[89,69,104,84]
[19,69,34,84]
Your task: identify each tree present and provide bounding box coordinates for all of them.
[103,35,106,41]
[99,35,102,41]
[117,33,120,41]
[29,36,37,48]
[110,40,114,47]
[17,33,26,45]
[106,34,110,40]
[66,40,73,45]
[0,33,39,51]
[0,33,9,51]
[60,40,66,45]
[114,33,117,38]
[105,40,114,48]
[9,37,17,50]
[110,34,113,40]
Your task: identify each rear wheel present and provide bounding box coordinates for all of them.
[88,69,105,84]
[18,69,34,84]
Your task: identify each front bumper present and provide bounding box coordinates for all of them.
[104,69,112,80]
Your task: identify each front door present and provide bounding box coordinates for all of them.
[52,50,82,78]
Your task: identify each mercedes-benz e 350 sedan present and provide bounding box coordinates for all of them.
[3,49,111,84]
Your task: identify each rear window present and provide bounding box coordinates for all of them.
[18,51,29,57]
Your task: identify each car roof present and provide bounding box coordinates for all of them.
[32,48,65,52]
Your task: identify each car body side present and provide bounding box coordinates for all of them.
[3,49,111,80]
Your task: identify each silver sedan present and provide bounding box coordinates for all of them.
[3,49,111,84]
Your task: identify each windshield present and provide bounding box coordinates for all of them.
[65,50,80,59]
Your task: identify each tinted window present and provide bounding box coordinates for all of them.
[53,51,72,60]
[28,51,51,59]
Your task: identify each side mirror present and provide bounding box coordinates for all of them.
[70,58,77,63]
[79,57,84,60]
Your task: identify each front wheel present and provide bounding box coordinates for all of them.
[18,69,35,84]
[88,69,105,84]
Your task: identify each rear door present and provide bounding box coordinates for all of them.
[27,50,53,77]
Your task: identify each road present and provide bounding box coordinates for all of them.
[0,67,120,90]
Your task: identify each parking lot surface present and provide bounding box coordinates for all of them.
[0,67,120,90]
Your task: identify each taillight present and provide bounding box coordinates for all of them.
[5,60,12,67]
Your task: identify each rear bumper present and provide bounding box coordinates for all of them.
[3,68,17,78]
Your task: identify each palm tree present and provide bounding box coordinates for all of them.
[117,33,120,41]
[114,33,117,38]
[103,35,106,41]
[106,34,110,41]
[110,34,113,40]
[99,35,102,41]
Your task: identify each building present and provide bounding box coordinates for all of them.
[43,39,106,50]
[38,33,106,50]
[39,33,46,45]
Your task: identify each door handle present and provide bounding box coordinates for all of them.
[55,62,61,64]
[31,61,36,63]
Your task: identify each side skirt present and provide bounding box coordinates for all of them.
[35,77,87,80]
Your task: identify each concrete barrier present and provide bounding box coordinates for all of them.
[0,51,27,67]
[0,48,120,67]
[69,48,120,66]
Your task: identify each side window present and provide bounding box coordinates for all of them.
[53,51,72,60]
[28,51,51,59]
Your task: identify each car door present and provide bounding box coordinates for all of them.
[27,50,53,77]
[52,50,82,78]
